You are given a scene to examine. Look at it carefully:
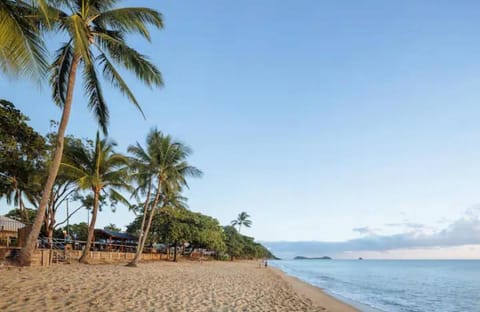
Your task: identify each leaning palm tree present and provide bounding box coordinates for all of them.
[61,132,131,263]
[0,0,48,79]
[231,212,252,233]
[19,0,163,265]
[127,129,202,267]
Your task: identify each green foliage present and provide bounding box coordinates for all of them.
[48,0,164,133]
[231,211,252,233]
[223,225,275,260]
[56,222,89,241]
[104,223,121,232]
[0,0,48,79]
[60,132,132,261]
[0,100,45,161]
[5,208,37,223]
[0,100,46,221]
[127,206,226,253]
[126,128,203,264]
[60,131,131,206]
[223,225,244,258]
[128,128,203,196]
[127,209,274,259]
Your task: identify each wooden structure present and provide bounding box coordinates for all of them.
[93,229,138,252]
[30,249,164,266]
[0,216,26,247]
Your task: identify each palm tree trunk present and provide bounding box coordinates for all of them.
[127,179,162,267]
[79,188,99,263]
[173,242,177,262]
[13,178,28,223]
[47,227,54,244]
[18,55,80,266]
[20,196,29,224]
[46,201,54,245]
[127,183,152,267]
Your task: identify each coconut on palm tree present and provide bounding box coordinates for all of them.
[231,212,252,233]
[60,132,131,263]
[19,0,163,266]
[126,128,202,267]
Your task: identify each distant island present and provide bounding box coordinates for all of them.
[294,256,332,260]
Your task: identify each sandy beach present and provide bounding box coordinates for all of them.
[0,260,357,312]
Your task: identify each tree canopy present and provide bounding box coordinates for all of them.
[104,223,121,232]
[0,100,46,222]
[223,225,276,260]
[128,206,226,253]
[127,209,276,260]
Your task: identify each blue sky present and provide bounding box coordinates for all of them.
[2,0,480,258]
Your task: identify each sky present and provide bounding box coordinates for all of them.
[2,0,480,259]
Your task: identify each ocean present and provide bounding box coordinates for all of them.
[270,259,480,312]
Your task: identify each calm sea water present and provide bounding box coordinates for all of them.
[270,260,480,312]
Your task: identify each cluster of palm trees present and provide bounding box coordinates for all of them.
[60,128,201,265]
[1,0,165,266]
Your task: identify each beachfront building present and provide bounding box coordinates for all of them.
[93,228,138,252]
[0,216,26,247]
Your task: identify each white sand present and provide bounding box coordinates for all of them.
[0,260,357,311]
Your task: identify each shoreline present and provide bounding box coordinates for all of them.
[1,260,361,311]
[269,266,359,312]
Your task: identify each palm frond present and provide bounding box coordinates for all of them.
[59,162,88,184]
[0,0,48,80]
[50,41,73,105]
[96,33,162,87]
[65,13,92,65]
[109,188,131,209]
[82,61,109,134]
[97,52,144,118]
[95,7,163,41]
[88,0,117,12]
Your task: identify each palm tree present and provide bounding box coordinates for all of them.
[19,0,163,265]
[126,128,202,267]
[0,0,48,79]
[61,132,131,263]
[231,212,252,233]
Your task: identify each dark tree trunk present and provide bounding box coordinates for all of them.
[173,243,177,262]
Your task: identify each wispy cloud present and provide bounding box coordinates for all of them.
[385,221,426,230]
[352,226,381,235]
[263,208,480,259]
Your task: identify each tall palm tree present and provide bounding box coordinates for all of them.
[126,128,202,267]
[0,0,48,79]
[231,212,252,233]
[60,132,131,263]
[19,0,163,265]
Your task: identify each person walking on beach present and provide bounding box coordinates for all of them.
[264,259,268,268]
